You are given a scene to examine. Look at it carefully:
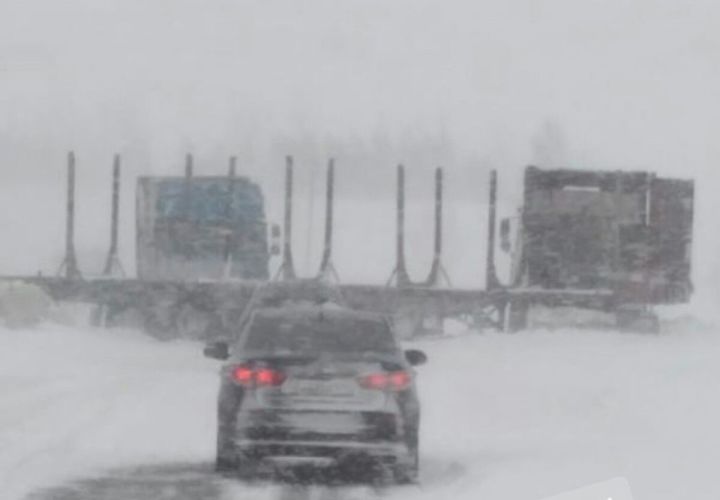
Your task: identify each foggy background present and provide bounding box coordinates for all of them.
[0,1,717,304]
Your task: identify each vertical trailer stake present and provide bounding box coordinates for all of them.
[386,164,411,287]
[318,158,339,281]
[222,156,238,279]
[486,169,500,290]
[425,167,451,287]
[180,153,195,263]
[57,151,82,279]
[185,153,194,178]
[228,156,237,178]
[183,153,194,217]
[102,154,126,277]
[277,155,296,280]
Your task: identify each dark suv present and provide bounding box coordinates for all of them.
[203,305,427,483]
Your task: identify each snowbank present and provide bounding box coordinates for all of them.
[0,325,218,500]
[0,282,53,329]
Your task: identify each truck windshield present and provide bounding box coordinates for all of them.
[244,315,396,354]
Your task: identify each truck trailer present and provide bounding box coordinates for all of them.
[505,166,694,330]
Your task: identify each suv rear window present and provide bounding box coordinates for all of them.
[243,314,396,354]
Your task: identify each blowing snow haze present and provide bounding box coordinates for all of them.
[0,1,719,301]
[4,3,720,500]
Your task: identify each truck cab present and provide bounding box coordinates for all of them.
[136,175,271,282]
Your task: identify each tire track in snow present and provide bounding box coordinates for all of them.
[26,461,422,500]
[26,462,224,500]
[27,464,384,500]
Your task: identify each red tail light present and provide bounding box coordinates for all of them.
[358,371,412,391]
[255,368,287,387]
[231,365,286,387]
[232,365,254,385]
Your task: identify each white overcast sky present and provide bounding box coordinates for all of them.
[0,0,718,299]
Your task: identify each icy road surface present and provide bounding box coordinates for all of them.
[2,320,720,500]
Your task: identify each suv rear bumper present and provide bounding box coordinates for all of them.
[233,438,411,465]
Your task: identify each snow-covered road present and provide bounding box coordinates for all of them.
[2,321,719,500]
